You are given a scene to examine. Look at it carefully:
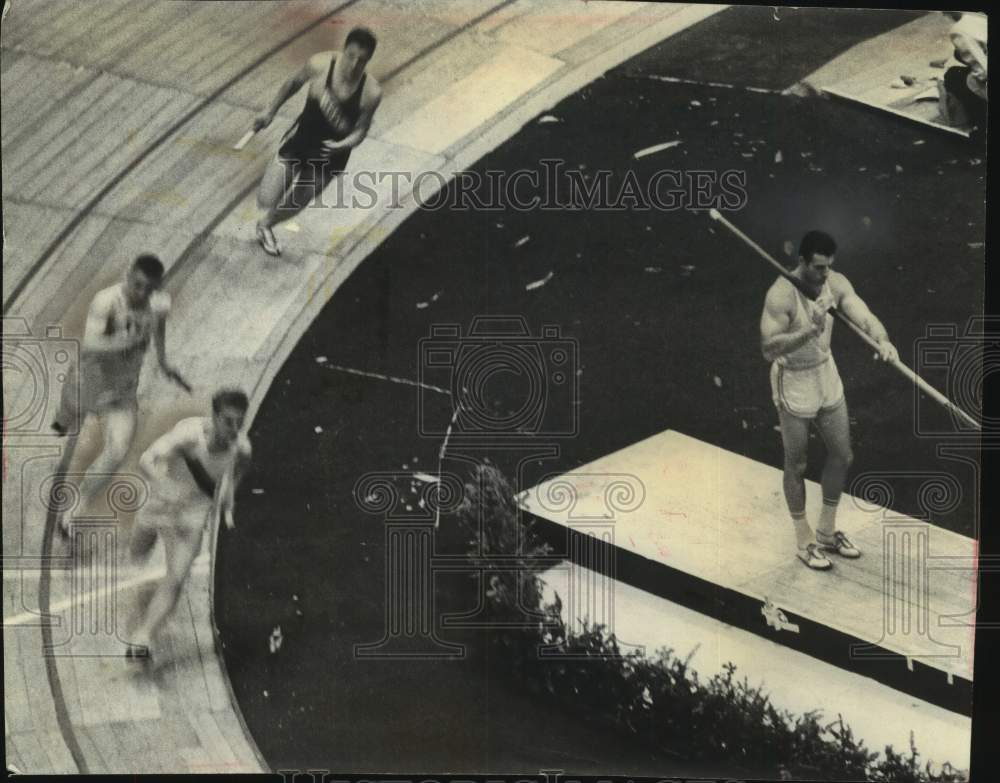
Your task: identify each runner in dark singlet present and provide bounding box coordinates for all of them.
[253,27,382,255]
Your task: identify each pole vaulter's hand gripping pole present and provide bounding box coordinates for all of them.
[707,208,981,431]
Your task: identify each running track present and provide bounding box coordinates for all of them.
[2,1,724,773]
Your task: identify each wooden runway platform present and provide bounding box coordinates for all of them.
[518,430,977,716]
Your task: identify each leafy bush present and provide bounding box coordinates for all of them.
[454,461,968,782]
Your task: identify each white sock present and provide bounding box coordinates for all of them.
[792,512,813,549]
[817,498,839,539]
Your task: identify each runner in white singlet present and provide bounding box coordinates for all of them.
[126,389,252,661]
[54,255,190,536]
[760,230,899,571]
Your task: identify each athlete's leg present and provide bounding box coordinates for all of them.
[778,406,811,523]
[272,158,341,225]
[130,518,204,652]
[128,517,159,568]
[815,400,853,517]
[778,407,832,568]
[52,362,82,435]
[257,156,298,227]
[814,400,860,557]
[63,405,136,531]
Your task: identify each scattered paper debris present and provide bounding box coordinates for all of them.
[251,488,264,495]
[538,114,561,124]
[514,235,531,248]
[314,426,323,434]
[783,241,794,256]
[690,100,702,107]
[968,242,984,249]
[315,356,327,364]
[895,164,904,173]
[913,140,925,146]
[269,626,283,653]
[264,690,269,698]
[774,150,783,163]
[680,264,696,272]
[292,594,298,601]
[634,140,683,159]
[742,420,748,430]
[713,376,723,388]
[414,472,439,483]
[861,216,872,228]
[526,271,554,291]
[645,266,662,273]
[418,499,426,509]
[405,504,413,512]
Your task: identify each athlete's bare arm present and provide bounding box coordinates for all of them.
[216,438,252,530]
[138,421,196,483]
[829,272,899,362]
[760,280,824,362]
[325,79,382,151]
[81,289,138,353]
[254,52,330,130]
[151,305,192,392]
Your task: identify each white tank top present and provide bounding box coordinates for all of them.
[83,285,171,394]
[778,280,834,370]
[149,418,248,507]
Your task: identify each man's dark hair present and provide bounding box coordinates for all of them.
[133,254,164,283]
[345,26,377,55]
[799,231,837,264]
[212,388,250,415]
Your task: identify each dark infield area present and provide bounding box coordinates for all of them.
[214,6,986,776]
